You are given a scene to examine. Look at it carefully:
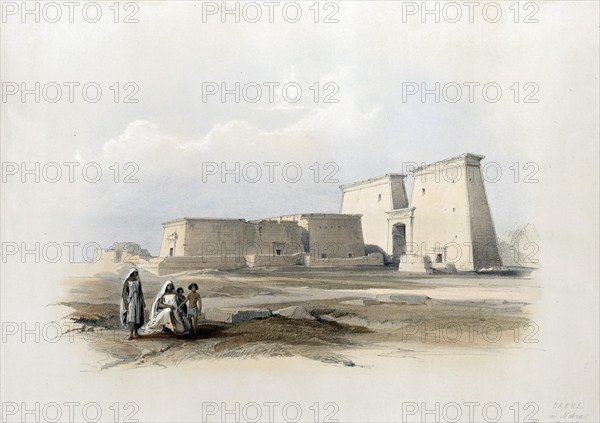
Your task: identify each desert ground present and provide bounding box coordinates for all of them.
[57,260,541,370]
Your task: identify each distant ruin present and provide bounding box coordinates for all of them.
[158,153,503,274]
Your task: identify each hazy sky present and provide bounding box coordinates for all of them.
[2,1,598,254]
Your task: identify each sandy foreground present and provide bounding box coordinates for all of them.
[54,259,542,371]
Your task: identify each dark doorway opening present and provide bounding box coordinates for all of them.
[392,223,406,261]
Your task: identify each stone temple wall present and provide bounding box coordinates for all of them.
[158,214,375,273]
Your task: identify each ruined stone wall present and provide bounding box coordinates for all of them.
[245,253,304,268]
[182,219,251,257]
[254,220,305,257]
[158,215,372,271]
[305,253,383,267]
[158,256,247,275]
[303,215,365,259]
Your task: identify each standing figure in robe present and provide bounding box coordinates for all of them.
[120,267,145,340]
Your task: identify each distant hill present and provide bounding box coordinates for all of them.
[497,223,540,268]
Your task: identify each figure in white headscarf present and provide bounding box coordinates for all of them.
[142,280,190,335]
[120,267,145,340]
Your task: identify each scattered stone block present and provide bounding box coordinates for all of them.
[431,263,457,274]
[341,298,381,306]
[274,306,316,320]
[205,308,272,323]
[377,294,431,305]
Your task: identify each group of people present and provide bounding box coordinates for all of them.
[119,267,202,340]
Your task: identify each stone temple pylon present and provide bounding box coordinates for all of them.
[406,153,502,272]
